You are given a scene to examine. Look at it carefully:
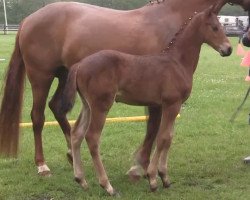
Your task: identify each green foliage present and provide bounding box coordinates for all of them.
[0,34,249,199]
[220,4,248,16]
[0,0,148,24]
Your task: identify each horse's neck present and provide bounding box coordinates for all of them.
[145,0,221,16]
[142,0,223,46]
[169,17,203,75]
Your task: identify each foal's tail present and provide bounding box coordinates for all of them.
[60,64,79,115]
[0,22,26,157]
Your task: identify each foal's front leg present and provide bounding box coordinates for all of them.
[127,106,162,181]
[147,102,181,191]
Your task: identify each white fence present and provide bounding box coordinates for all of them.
[0,24,19,34]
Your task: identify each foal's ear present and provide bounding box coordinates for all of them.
[212,0,227,14]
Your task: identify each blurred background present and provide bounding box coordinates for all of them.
[0,0,248,24]
[0,0,248,36]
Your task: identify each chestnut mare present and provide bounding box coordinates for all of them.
[0,0,249,176]
[60,5,231,195]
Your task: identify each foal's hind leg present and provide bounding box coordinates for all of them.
[127,106,161,181]
[48,67,72,164]
[72,107,90,190]
[85,106,116,196]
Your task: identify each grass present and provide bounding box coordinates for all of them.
[0,33,249,200]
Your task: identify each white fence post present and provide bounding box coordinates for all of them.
[3,0,8,35]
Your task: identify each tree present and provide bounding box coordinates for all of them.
[220,4,247,16]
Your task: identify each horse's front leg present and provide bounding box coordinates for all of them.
[147,102,181,191]
[127,106,162,181]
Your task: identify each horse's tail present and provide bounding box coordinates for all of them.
[0,22,26,157]
[60,64,79,115]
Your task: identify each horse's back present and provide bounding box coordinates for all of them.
[19,2,150,69]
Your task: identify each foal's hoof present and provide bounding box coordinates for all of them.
[163,181,171,188]
[37,164,51,177]
[38,170,52,177]
[66,152,73,166]
[150,185,158,192]
[109,189,121,197]
[127,171,141,182]
[75,177,89,190]
[158,171,171,188]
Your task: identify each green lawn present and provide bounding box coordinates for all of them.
[0,33,249,200]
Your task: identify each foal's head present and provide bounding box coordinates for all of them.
[199,6,232,57]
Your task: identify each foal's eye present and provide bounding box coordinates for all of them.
[212,26,219,32]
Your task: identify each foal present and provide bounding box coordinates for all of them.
[61,6,232,195]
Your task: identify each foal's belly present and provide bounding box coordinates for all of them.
[115,91,161,106]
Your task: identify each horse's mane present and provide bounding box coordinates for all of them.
[147,0,166,6]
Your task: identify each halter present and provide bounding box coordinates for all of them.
[162,11,198,53]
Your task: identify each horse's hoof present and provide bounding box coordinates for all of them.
[66,152,73,166]
[37,164,51,177]
[126,166,142,182]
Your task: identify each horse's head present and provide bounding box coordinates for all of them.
[242,28,250,47]
[241,10,250,47]
[199,4,232,57]
[241,0,250,10]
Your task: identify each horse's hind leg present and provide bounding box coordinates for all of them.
[71,106,90,190]
[28,71,54,176]
[48,67,72,164]
[127,106,161,181]
[85,106,116,196]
